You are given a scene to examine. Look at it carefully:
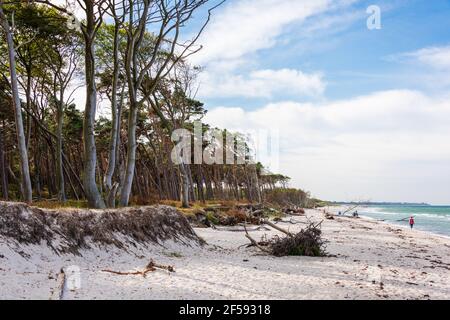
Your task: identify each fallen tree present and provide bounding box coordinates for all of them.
[188,203,291,228]
[245,220,327,257]
[0,201,203,255]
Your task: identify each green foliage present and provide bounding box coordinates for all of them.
[205,211,220,225]
[264,188,309,207]
[308,198,331,208]
[63,104,83,143]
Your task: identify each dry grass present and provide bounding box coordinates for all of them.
[32,200,89,209]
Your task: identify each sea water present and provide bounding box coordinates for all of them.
[359,205,450,237]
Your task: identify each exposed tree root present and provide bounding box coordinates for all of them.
[0,201,203,255]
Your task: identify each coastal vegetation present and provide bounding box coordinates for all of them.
[0,1,311,210]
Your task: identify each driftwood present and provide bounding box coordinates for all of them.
[282,207,305,215]
[263,219,293,237]
[215,225,270,232]
[340,202,367,216]
[250,209,264,217]
[102,268,156,277]
[102,260,175,277]
[274,218,307,225]
[236,204,263,211]
[190,201,314,230]
[396,216,414,222]
[244,225,271,254]
[191,204,309,229]
[50,268,66,300]
[190,205,265,227]
[325,213,334,220]
[244,219,326,257]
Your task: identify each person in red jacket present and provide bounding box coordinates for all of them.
[409,216,415,229]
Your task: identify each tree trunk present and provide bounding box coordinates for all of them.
[56,98,66,202]
[33,129,41,201]
[119,103,137,206]
[82,2,105,208]
[0,4,32,203]
[104,22,121,206]
[179,163,189,208]
[0,123,8,200]
[252,164,262,203]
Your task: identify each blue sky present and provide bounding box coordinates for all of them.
[192,0,450,204]
[197,0,450,107]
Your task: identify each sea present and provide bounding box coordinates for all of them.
[357,205,450,237]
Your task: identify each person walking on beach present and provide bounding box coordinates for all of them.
[409,216,415,229]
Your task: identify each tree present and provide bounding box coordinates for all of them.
[0,1,33,202]
[9,3,82,202]
[96,5,127,207]
[43,30,81,202]
[79,0,107,208]
[0,1,310,210]
[150,62,205,208]
[119,0,219,207]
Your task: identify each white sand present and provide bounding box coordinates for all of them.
[1,209,449,300]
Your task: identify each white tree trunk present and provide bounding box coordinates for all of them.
[0,4,32,202]
[82,1,105,208]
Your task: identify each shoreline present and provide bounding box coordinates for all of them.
[1,208,449,299]
[326,206,450,240]
[361,215,450,241]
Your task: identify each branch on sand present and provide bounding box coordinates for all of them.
[263,219,293,237]
[273,217,308,225]
[244,224,271,254]
[50,268,66,300]
[215,225,271,232]
[102,260,175,277]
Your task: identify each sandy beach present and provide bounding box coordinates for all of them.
[1,208,449,300]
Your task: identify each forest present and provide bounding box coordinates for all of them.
[0,0,311,210]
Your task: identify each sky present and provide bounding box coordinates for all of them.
[63,0,450,204]
[190,0,450,205]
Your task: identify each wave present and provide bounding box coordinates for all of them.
[361,207,450,221]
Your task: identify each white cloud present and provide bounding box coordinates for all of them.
[199,68,325,98]
[193,0,333,64]
[385,45,450,91]
[192,0,359,100]
[204,90,450,204]
[390,45,450,70]
[407,45,450,70]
